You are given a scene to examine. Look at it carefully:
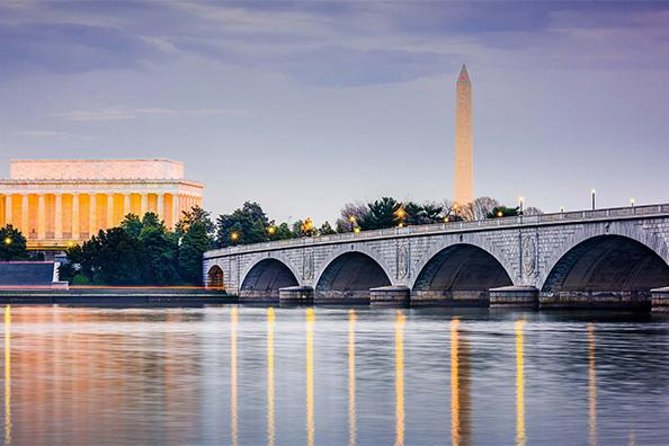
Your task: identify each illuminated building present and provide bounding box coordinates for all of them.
[0,159,203,250]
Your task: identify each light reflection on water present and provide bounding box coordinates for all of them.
[1,305,669,445]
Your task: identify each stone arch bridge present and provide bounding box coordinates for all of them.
[203,204,669,310]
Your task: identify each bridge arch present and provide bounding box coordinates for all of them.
[411,243,514,304]
[239,256,300,301]
[542,234,669,295]
[206,264,225,290]
[315,250,392,303]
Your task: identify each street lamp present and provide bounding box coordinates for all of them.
[630,198,636,208]
[591,189,596,210]
[3,237,11,246]
[518,196,524,214]
[496,210,503,218]
[395,206,407,227]
[353,227,361,234]
[230,231,240,243]
[348,215,357,232]
[267,225,276,236]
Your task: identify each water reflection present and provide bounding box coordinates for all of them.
[2,306,667,445]
[515,320,526,446]
[267,307,275,446]
[4,306,11,445]
[348,309,356,446]
[450,319,471,446]
[306,308,315,446]
[588,323,597,446]
[395,311,405,446]
[231,307,239,446]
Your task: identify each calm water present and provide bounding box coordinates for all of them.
[1,305,669,445]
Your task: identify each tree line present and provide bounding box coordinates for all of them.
[61,207,214,286]
[215,196,542,248]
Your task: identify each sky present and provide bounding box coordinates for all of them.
[1,1,668,224]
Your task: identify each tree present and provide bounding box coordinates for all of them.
[178,207,215,285]
[216,201,269,247]
[486,206,520,219]
[138,213,179,285]
[318,221,337,235]
[0,225,28,261]
[361,197,401,230]
[460,196,500,221]
[335,202,369,232]
[524,206,543,216]
[404,202,444,225]
[274,222,295,240]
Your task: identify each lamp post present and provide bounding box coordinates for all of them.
[630,198,635,208]
[518,196,524,215]
[3,237,11,246]
[348,215,357,232]
[591,189,596,211]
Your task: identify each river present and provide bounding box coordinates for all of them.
[1,305,668,445]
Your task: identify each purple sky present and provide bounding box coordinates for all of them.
[1,1,668,224]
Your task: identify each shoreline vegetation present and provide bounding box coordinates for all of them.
[0,196,540,287]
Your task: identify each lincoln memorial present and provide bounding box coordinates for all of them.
[0,159,204,250]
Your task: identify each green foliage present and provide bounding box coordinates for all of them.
[215,202,299,247]
[178,207,214,286]
[486,206,520,219]
[318,221,337,235]
[0,224,28,261]
[72,274,90,285]
[216,201,270,247]
[360,197,401,230]
[66,207,214,287]
[404,202,444,225]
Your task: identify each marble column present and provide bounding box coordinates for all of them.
[89,193,98,236]
[37,194,46,240]
[21,194,29,236]
[172,194,181,229]
[54,193,63,240]
[72,194,80,240]
[123,194,131,218]
[107,194,114,228]
[4,195,12,227]
[140,194,148,217]
[157,193,164,220]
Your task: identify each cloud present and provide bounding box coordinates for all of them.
[1,1,668,86]
[15,130,95,140]
[51,106,253,122]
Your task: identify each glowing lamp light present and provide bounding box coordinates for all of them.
[497,211,504,218]
[348,216,356,223]
[230,232,240,241]
[267,226,276,235]
[3,237,11,246]
[353,227,361,234]
[630,198,636,207]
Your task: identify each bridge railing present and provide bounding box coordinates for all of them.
[205,203,669,257]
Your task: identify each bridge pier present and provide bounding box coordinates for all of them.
[489,286,539,309]
[369,286,410,307]
[279,286,314,305]
[539,291,652,311]
[651,287,669,312]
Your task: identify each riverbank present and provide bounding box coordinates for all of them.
[0,286,235,306]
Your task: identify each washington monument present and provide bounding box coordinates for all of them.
[454,64,473,205]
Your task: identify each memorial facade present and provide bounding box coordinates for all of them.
[0,159,203,250]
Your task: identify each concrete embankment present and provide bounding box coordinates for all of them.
[0,286,235,306]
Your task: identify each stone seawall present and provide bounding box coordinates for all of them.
[0,287,233,306]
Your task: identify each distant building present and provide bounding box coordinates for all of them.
[0,159,204,250]
[454,64,473,205]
